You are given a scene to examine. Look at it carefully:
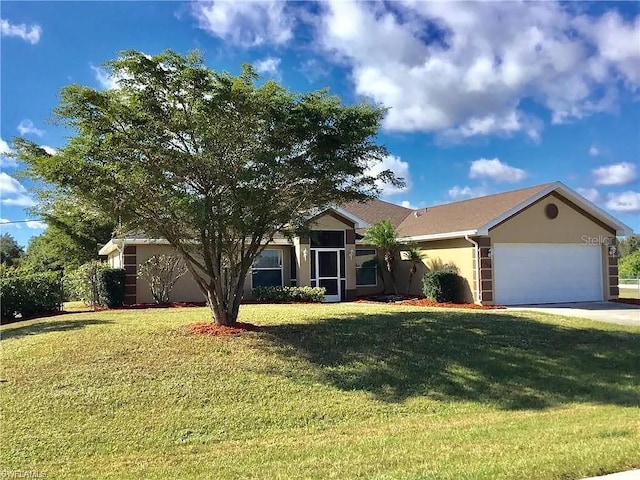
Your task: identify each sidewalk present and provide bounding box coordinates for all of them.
[583,470,640,480]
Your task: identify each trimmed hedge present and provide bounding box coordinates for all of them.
[253,286,326,303]
[0,272,64,321]
[422,270,463,303]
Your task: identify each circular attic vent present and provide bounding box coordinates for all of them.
[545,203,559,219]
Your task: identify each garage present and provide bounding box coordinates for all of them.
[493,243,604,305]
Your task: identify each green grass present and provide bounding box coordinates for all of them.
[1,304,639,479]
[619,288,640,299]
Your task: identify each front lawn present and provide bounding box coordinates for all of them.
[1,304,639,479]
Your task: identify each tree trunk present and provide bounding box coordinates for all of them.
[205,273,246,326]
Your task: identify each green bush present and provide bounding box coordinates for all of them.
[422,270,463,303]
[253,286,326,303]
[619,250,640,279]
[63,262,125,307]
[0,272,63,321]
[98,269,126,307]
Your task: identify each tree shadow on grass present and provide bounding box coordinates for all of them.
[260,311,640,410]
[0,318,113,341]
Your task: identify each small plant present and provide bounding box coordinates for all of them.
[252,286,326,303]
[422,270,463,303]
[403,247,425,294]
[138,255,188,303]
[363,220,401,294]
[426,257,458,273]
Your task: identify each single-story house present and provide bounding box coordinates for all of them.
[99,181,632,306]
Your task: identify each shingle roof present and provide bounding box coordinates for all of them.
[342,183,555,238]
[340,198,413,229]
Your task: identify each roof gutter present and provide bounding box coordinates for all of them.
[464,234,482,305]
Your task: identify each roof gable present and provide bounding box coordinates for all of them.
[339,182,632,240]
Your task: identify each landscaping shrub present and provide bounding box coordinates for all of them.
[98,268,126,307]
[63,262,125,308]
[422,270,463,303]
[0,272,63,321]
[252,286,326,303]
[137,255,187,303]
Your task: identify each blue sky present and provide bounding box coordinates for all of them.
[1,1,639,247]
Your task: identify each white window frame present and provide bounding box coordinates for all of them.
[251,249,283,289]
[356,248,378,287]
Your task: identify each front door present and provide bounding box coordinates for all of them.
[315,249,341,302]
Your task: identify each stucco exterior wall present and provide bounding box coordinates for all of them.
[407,238,476,302]
[134,245,206,304]
[107,251,121,268]
[488,192,617,301]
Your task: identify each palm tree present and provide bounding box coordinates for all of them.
[363,220,400,295]
[404,247,425,294]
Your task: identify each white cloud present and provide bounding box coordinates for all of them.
[2,196,36,207]
[26,221,47,230]
[589,145,600,157]
[17,119,44,137]
[316,1,640,139]
[576,187,601,203]
[0,172,27,195]
[91,65,122,90]
[448,185,489,200]
[592,162,637,186]
[399,200,418,209]
[606,191,640,214]
[0,218,20,229]
[191,1,293,47]
[254,57,281,77]
[1,19,41,44]
[469,158,527,183]
[41,146,57,155]
[0,138,17,168]
[0,173,35,207]
[366,154,412,196]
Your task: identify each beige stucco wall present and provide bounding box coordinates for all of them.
[134,245,206,304]
[107,251,121,268]
[489,193,613,243]
[134,244,293,303]
[396,239,476,302]
[489,193,616,300]
[311,213,354,230]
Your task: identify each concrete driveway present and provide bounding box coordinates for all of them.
[507,301,640,327]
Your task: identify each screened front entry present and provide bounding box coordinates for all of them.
[310,230,346,302]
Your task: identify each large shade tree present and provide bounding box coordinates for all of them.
[14,50,401,325]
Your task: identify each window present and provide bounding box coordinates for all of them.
[356,265,377,286]
[356,248,377,287]
[310,231,345,248]
[252,250,283,288]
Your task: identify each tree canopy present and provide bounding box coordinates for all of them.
[14,49,401,325]
[24,195,115,272]
[0,233,24,267]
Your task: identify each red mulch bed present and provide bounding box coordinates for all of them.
[611,298,640,306]
[355,297,505,310]
[188,322,259,337]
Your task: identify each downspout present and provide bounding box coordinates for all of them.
[464,235,481,305]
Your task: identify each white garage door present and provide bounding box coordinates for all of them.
[493,243,603,305]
